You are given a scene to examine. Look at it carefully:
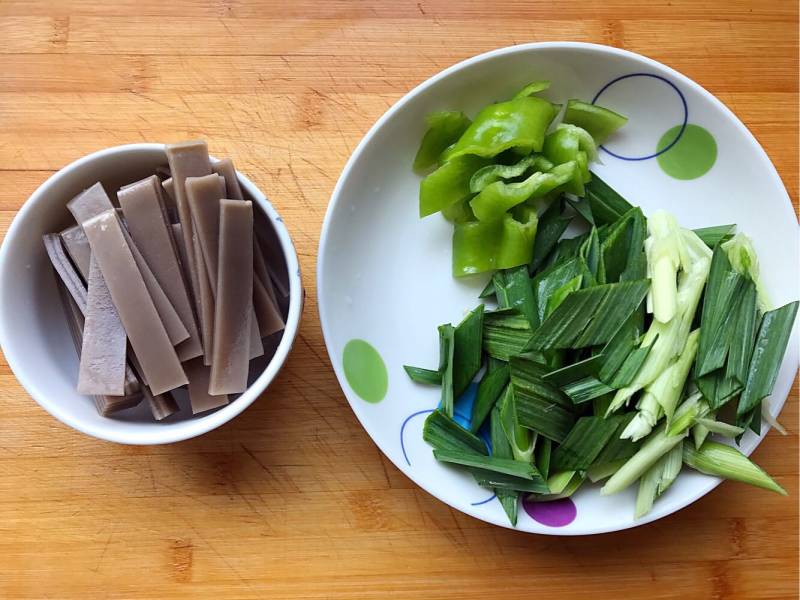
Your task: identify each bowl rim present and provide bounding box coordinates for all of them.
[0,142,303,445]
[317,41,798,535]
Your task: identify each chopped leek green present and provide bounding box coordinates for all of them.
[525,280,649,351]
[566,196,595,225]
[591,416,640,481]
[683,440,786,495]
[543,354,604,387]
[696,370,743,411]
[544,232,592,273]
[551,416,622,471]
[582,171,634,225]
[693,224,735,248]
[423,410,487,455]
[470,365,509,433]
[470,469,550,493]
[696,246,745,377]
[601,207,647,283]
[433,449,540,479]
[498,385,536,462]
[510,354,571,407]
[607,343,653,389]
[453,305,485,397]
[738,301,799,416]
[478,278,495,298]
[530,200,573,272]
[489,406,519,525]
[536,437,552,480]
[598,316,641,383]
[503,265,538,329]
[403,365,442,385]
[532,257,585,322]
[561,376,615,404]
[602,424,687,495]
[483,309,533,360]
[492,270,511,308]
[544,275,583,319]
[569,279,649,346]
[580,226,604,283]
[513,387,576,443]
[438,324,455,417]
[725,280,758,385]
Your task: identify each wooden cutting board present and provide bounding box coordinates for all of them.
[0,1,797,597]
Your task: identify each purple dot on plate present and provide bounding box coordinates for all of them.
[522,497,577,527]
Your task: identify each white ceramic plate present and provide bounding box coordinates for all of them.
[317,42,799,534]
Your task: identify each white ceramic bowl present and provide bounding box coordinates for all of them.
[318,42,799,534]
[0,143,302,445]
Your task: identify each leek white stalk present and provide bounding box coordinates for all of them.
[646,211,682,323]
[608,230,710,415]
[683,440,786,495]
[602,424,687,496]
[761,401,787,435]
[635,441,683,518]
[621,391,661,441]
[622,329,701,441]
[547,470,577,495]
[587,459,626,483]
[667,392,708,437]
[694,417,745,438]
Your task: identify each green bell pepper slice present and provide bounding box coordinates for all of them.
[562,99,628,144]
[470,161,578,222]
[413,111,472,171]
[512,80,551,99]
[419,155,488,217]
[542,124,597,195]
[452,219,502,277]
[543,124,597,164]
[441,198,476,223]
[444,96,559,160]
[496,206,539,269]
[451,207,539,276]
[469,154,554,194]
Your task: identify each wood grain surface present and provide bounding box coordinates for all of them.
[0,1,797,598]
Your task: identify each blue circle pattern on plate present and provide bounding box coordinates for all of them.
[400,383,496,507]
[592,73,688,161]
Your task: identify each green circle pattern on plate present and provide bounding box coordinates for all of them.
[656,124,717,180]
[342,339,388,403]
